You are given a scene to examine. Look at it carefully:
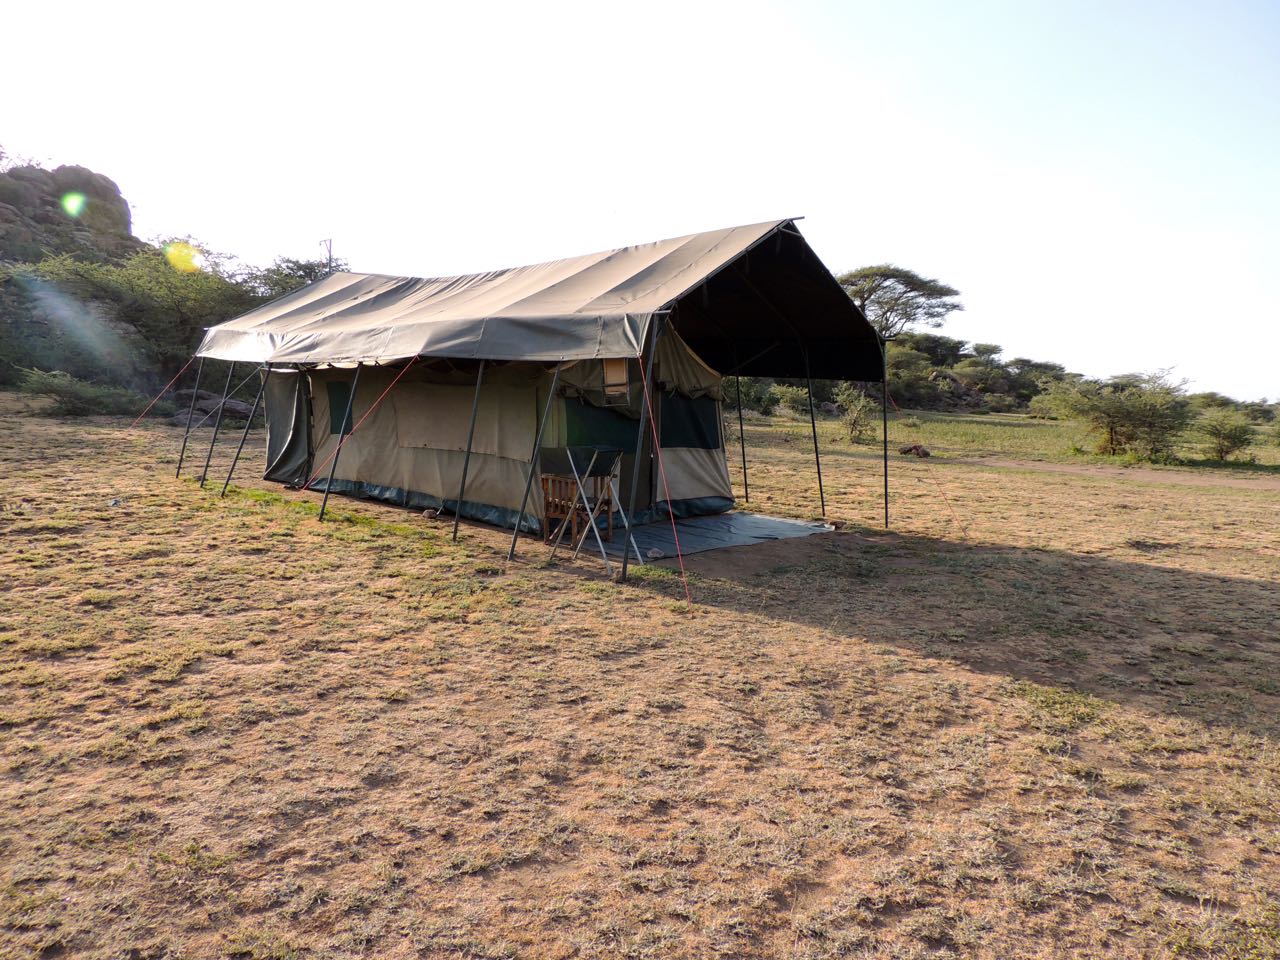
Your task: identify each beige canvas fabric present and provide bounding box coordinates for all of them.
[310,366,546,519]
[197,221,788,366]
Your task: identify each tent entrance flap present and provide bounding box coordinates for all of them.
[264,369,311,486]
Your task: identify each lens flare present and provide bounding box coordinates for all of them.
[164,242,206,273]
[60,192,88,218]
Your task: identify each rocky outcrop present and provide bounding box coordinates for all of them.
[0,163,144,263]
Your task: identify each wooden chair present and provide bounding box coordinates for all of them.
[541,472,585,545]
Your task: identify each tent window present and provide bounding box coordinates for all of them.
[659,393,720,450]
[327,380,355,435]
[602,358,630,406]
[566,397,641,450]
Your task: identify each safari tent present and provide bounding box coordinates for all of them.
[185,219,885,567]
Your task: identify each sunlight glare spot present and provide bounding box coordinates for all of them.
[164,242,206,273]
[60,192,88,218]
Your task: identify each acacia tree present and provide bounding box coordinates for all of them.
[1043,371,1192,460]
[1196,409,1255,461]
[836,265,964,339]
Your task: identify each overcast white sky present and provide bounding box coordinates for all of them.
[4,0,1277,399]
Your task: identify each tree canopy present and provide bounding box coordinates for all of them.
[836,265,964,339]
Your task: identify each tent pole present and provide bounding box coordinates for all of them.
[508,365,560,560]
[804,352,826,517]
[175,355,205,478]
[452,359,486,542]
[198,362,236,488]
[881,338,889,528]
[621,316,663,582]
[735,375,749,503]
[319,363,362,521]
[220,366,268,498]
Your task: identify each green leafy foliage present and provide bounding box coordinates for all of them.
[836,264,963,338]
[769,383,810,416]
[18,369,163,417]
[728,376,777,415]
[835,386,879,443]
[1196,408,1256,461]
[1039,372,1193,460]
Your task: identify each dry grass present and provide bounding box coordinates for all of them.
[1,395,1278,959]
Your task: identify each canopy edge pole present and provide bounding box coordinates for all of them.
[198,362,235,488]
[621,316,662,582]
[319,363,362,521]
[508,364,560,560]
[881,339,890,528]
[221,366,268,498]
[452,359,486,542]
[176,356,204,478]
[735,375,749,503]
[804,351,825,518]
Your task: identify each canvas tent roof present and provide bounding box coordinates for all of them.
[197,219,883,381]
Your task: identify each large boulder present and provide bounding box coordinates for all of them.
[0,161,142,263]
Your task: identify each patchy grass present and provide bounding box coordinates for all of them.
[0,392,1278,958]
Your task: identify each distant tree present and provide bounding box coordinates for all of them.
[971,343,1003,359]
[1043,371,1192,460]
[894,332,969,367]
[1188,391,1237,413]
[1196,409,1256,461]
[243,256,347,300]
[1239,399,1275,423]
[1005,358,1070,403]
[836,265,963,339]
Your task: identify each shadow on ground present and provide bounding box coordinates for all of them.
[622,529,1280,740]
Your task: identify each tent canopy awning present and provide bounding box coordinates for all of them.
[196,219,883,381]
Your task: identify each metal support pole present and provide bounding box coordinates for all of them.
[507,365,561,560]
[804,354,825,518]
[175,356,204,478]
[735,375,749,503]
[198,362,236,488]
[452,359,486,542]
[220,367,268,498]
[620,316,663,582]
[319,364,362,521]
[881,340,890,528]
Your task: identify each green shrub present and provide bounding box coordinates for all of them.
[729,376,776,415]
[1040,372,1192,460]
[19,369,164,417]
[769,383,810,416]
[839,390,879,443]
[984,393,1019,413]
[1196,409,1256,461]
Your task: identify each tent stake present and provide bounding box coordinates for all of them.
[621,316,663,582]
[198,362,236,488]
[881,339,890,528]
[804,353,825,517]
[319,364,362,521]
[175,355,204,478]
[508,365,560,560]
[220,367,268,498]
[735,375,749,503]
[452,359,486,542]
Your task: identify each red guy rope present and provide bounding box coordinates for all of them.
[129,355,196,428]
[303,357,419,492]
[883,386,969,540]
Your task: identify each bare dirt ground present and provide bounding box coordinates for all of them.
[2,401,1278,959]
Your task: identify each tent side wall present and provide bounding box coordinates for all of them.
[257,330,735,531]
[306,364,549,532]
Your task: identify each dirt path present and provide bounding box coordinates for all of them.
[951,456,1280,491]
